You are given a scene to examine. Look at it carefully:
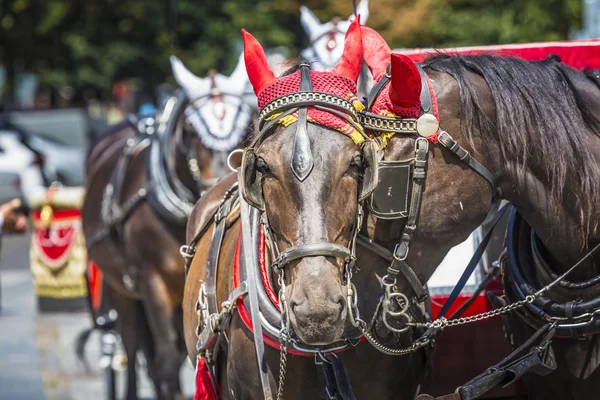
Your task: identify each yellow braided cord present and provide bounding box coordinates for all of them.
[352,99,365,112]
[265,112,299,127]
[377,110,399,148]
[348,130,365,145]
[262,94,367,145]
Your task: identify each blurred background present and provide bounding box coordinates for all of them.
[0,1,599,399]
[0,0,597,177]
[0,0,598,197]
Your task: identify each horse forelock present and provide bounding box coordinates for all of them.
[424,53,600,239]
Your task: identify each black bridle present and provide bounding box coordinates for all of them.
[353,63,497,339]
[239,62,379,345]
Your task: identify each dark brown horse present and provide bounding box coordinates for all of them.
[182,20,436,400]
[358,29,600,399]
[82,55,254,400]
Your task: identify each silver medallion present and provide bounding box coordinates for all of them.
[416,114,439,138]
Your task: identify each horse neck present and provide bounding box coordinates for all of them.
[435,61,600,280]
[504,159,600,280]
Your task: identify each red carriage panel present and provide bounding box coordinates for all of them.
[396,39,600,70]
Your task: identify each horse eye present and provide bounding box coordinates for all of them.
[349,152,363,168]
[256,157,270,173]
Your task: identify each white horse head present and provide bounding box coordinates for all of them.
[300,0,369,71]
[170,53,253,152]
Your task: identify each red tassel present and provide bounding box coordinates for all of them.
[194,357,218,400]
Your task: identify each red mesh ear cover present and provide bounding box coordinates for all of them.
[257,70,360,134]
[331,16,363,82]
[247,19,364,137]
[368,52,422,118]
[389,53,422,108]
[362,26,391,81]
[242,29,276,96]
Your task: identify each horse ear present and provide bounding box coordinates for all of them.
[331,16,363,82]
[170,56,210,100]
[242,29,276,96]
[389,53,421,108]
[300,6,322,38]
[362,27,391,81]
[351,0,369,24]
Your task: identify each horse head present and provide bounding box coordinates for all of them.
[300,0,369,71]
[240,18,376,345]
[170,54,253,180]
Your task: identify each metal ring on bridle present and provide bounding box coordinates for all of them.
[385,291,411,317]
[383,310,412,333]
[227,149,244,172]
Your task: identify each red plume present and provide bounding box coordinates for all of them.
[362,26,391,81]
[389,53,421,108]
[332,16,363,82]
[242,29,276,95]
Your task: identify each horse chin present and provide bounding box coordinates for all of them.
[288,311,346,346]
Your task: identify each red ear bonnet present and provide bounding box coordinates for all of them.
[242,21,364,139]
[331,16,363,82]
[389,53,422,108]
[361,26,391,81]
[242,29,276,96]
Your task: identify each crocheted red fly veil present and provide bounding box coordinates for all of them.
[241,18,366,143]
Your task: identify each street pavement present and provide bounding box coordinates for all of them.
[0,234,195,400]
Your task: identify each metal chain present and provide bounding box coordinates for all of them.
[276,339,288,400]
[408,294,536,330]
[359,322,431,356]
[276,270,289,400]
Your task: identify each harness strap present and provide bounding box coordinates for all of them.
[204,193,237,315]
[386,138,429,301]
[272,243,352,270]
[88,133,152,250]
[436,204,510,320]
[238,168,274,400]
[416,323,556,400]
[504,209,600,338]
[315,353,357,400]
[355,235,427,302]
[417,64,433,114]
[437,130,496,191]
[182,182,240,277]
[364,70,389,111]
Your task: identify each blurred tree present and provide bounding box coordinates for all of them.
[0,0,585,105]
[321,0,583,49]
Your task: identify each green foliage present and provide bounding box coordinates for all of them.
[413,0,583,48]
[0,0,585,102]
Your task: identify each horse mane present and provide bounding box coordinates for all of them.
[423,53,600,237]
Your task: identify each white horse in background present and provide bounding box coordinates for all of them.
[170,53,254,175]
[299,0,372,97]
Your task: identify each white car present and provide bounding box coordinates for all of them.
[0,130,46,203]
